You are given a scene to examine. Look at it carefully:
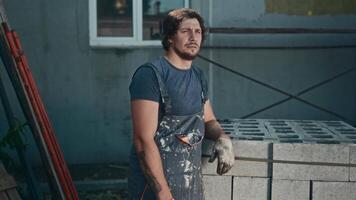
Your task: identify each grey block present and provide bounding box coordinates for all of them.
[273,163,349,181]
[233,177,269,200]
[273,143,350,181]
[312,181,356,200]
[320,121,356,143]
[203,175,231,200]
[267,120,306,143]
[227,119,276,141]
[271,179,309,200]
[202,139,271,177]
[351,146,356,181]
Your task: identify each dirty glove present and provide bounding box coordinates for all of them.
[208,136,235,175]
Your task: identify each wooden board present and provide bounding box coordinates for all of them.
[5,189,21,200]
[0,165,16,191]
[0,164,21,199]
[0,192,9,200]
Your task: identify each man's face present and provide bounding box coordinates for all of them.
[169,18,202,61]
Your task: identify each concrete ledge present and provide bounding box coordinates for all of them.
[312,181,356,200]
[203,175,231,200]
[271,179,309,200]
[233,177,269,200]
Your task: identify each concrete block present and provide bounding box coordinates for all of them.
[202,139,271,177]
[350,146,356,181]
[220,119,356,144]
[267,120,305,143]
[312,181,356,200]
[203,175,231,200]
[273,163,349,181]
[271,179,309,200]
[227,119,276,141]
[233,177,269,200]
[320,121,356,143]
[273,143,350,181]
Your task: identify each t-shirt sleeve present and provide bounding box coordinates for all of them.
[129,65,160,102]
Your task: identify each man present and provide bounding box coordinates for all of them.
[128,8,235,200]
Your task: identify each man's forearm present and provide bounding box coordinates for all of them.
[135,140,171,196]
[205,120,228,141]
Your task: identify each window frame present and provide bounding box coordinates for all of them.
[89,0,190,47]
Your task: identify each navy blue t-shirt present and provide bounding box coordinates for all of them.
[129,57,208,116]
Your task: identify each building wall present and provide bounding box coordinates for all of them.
[0,0,355,165]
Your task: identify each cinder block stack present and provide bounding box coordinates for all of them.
[202,119,356,200]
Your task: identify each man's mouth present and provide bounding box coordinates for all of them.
[186,43,199,48]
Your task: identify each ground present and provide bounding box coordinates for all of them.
[10,163,129,199]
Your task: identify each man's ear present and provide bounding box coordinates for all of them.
[168,34,175,43]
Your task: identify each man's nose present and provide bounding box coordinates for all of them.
[189,31,198,41]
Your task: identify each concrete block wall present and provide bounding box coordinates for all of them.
[312,181,356,200]
[203,175,232,200]
[202,119,356,200]
[271,180,309,200]
[233,177,269,200]
[351,146,356,181]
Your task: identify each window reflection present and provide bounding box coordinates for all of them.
[97,0,133,37]
[96,0,186,39]
[142,0,185,40]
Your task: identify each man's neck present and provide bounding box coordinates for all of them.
[164,51,192,70]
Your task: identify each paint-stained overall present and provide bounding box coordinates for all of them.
[129,63,207,200]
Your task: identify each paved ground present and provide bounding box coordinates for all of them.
[11,163,129,199]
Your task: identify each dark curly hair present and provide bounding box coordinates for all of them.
[161,8,206,51]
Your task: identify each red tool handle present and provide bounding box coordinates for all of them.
[1,22,79,199]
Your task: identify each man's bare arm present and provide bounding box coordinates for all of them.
[131,100,173,199]
[203,100,228,140]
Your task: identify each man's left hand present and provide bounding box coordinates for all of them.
[208,136,235,175]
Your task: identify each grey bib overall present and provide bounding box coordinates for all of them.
[129,63,207,200]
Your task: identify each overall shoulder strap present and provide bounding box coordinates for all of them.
[193,66,208,104]
[144,63,172,115]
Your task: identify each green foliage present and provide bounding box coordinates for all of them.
[0,121,28,168]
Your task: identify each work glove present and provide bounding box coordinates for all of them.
[208,136,235,175]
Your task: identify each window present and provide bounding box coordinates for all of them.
[89,0,190,47]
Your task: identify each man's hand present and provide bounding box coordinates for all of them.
[208,136,235,175]
[157,189,174,200]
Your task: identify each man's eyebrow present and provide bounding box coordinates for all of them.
[179,27,201,30]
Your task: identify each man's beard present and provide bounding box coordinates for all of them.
[173,45,200,61]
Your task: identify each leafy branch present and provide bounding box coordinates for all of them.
[0,121,28,168]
